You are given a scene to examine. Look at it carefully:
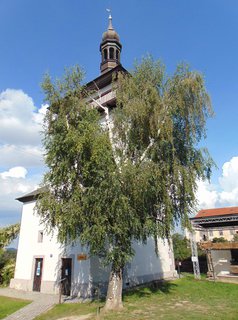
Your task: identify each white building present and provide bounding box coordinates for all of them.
[10,15,176,297]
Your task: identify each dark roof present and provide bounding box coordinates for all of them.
[193,207,238,219]
[85,64,128,91]
[16,187,45,203]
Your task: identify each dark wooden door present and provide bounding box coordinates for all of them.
[33,258,43,292]
[61,258,72,296]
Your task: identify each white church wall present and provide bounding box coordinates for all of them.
[11,199,176,295]
[65,242,90,281]
[124,238,175,287]
[11,200,62,292]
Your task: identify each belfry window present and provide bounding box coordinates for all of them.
[103,49,108,61]
[116,49,119,60]
[109,47,114,59]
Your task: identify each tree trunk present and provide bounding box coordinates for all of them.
[104,266,123,311]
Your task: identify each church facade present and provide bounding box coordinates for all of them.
[10,15,176,297]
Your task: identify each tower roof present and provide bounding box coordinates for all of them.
[102,14,120,43]
[99,12,122,74]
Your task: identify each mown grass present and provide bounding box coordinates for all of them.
[0,295,31,319]
[34,274,238,320]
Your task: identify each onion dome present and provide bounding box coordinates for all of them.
[102,15,120,42]
[100,14,122,74]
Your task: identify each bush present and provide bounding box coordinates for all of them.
[0,250,17,286]
[172,233,191,261]
[212,237,227,243]
[1,259,15,285]
[233,234,238,242]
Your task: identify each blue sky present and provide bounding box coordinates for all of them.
[1,0,238,226]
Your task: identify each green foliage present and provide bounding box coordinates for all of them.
[1,258,16,285]
[172,233,191,261]
[0,250,17,285]
[37,58,214,273]
[0,224,19,285]
[0,224,20,249]
[233,234,238,242]
[212,237,227,243]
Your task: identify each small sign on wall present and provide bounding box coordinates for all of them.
[77,253,87,261]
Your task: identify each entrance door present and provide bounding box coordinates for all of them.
[61,258,72,296]
[33,258,43,292]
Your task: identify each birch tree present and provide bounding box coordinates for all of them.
[37,58,214,311]
[0,224,20,249]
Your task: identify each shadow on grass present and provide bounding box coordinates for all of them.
[63,280,178,307]
[123,280,177,299]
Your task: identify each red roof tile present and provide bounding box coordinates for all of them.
[194,206,238,219]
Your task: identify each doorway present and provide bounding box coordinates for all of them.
[33,258,43,292]
[61,258,72,296]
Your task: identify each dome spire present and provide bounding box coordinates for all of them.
[100,10,122,74]
[106,9,113,29]
[108,13,113,30]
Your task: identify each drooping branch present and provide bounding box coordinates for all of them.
[91,97,119,163]
[139,130,160,163]
[0,223,20,249]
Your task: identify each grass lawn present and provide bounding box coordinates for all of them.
[34,274,238,320]
[0,295,31,319]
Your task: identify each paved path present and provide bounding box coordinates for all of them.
[0,288,58,320]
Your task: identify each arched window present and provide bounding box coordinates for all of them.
[116,49,119,60]
[109,47,114,59]
[103,49,108,61]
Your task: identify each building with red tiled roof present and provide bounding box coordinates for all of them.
[189,207,238,283]
[195,206,238,219]
[190,206,238,242]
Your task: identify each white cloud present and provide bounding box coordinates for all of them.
[0,145,43,167]
[0,172,40,209]
[1,166,27,179]
[219,157,238,192]
[196,180,218,209]
[0,89,47,168]
[197,156,238,210]
[0,89,46,226]
[0,89,47,146]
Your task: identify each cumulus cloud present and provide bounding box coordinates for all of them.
[219,157,238,192]
[0,89,47,146]
[197,156,238,210]
[0,167,41,212]
[1,166,27,179]
[0,89,47,168]
[0,89,47,226]
[0,145,43,168]
[196,180,218,209]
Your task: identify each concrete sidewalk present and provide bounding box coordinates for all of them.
[0,288,58,320]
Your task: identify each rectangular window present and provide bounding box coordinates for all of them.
[38,231,43,243]
[219,230,223,236]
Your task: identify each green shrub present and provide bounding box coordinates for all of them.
[212,237,227,243]
[233,234,238,242]
[0,250,17,286]
[1,259,15,285]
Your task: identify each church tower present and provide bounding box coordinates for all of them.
[100,14,122,74]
